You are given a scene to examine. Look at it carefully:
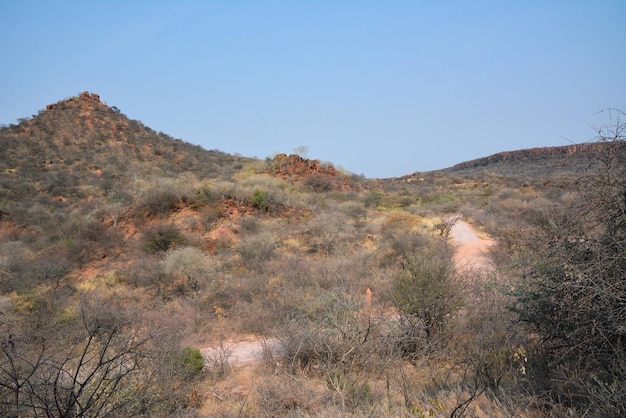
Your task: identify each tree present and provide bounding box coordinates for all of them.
[292,145,309,158]
[512,112,626,414]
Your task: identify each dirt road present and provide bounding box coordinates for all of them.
[450,220,494,271]
[201,337,279,367]
[201,220,493,367]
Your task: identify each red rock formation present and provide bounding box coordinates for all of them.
[267,153,354,191]
[46,91,103,111]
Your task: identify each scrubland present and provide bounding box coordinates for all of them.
[0,98,624,417]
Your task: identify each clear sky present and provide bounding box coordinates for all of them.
[1,1,624,178]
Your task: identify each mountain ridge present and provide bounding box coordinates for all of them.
[446,142,610,171]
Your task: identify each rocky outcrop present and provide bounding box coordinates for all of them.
[46,91,103,111]
[269,154,336,177]
[267,154,354,191]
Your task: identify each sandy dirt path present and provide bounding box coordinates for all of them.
[450,220,494,272]
[202,220,493,367]
[201,337,279,367]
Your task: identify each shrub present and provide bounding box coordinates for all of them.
[28,257,70,289]
[302,173,337,193]
[510,118,626,414]
[140,188,181,217]
[278,291,380,373]
[339,201,367,228]
[364,191,383,208]
[250,189,269,212]
[305,211,353,255]
[162,247,212,292]
[171,347,204,380]
[382,211,420,234]
[236,232,278,263]
[237,216,259,237]
[391,240,463,355]
[142,224,186,254]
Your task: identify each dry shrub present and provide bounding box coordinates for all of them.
[382,210,421,233]
[304,211,354,255]
[162,246,214,293]
[237,216,259,235]
[236,232,279,264]
[302,173,338,192]
[140,187,182,217]
[338,200,368,228]
[142,223,187,254]
[253,375,314,416]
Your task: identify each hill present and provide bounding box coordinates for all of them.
[0,92,244,199]
[1,93,623,417]
[444,142,613,176]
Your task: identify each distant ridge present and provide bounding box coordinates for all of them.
[427,141,626,180]
[447,143,609,171]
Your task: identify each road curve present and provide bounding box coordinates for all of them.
[201,221,493,367]
[451,220,494,271]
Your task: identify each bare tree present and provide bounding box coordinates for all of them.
[434,214,462,238]
[0,307,159,417]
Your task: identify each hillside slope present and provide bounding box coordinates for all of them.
[0,92,244,202]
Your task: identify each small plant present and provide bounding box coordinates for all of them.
[172,347,204,379]
[251,189,269,212]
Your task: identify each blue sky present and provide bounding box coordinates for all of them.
[1,1,624,178]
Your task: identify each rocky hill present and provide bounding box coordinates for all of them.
[0,92,246,201]
[443,142,623,176]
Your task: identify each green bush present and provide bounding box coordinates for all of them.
[172,347,204,379]
[364,191,383,208]
[250,189,269,212]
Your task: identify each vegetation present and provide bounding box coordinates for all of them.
[506,115,626,415]
[0,93,623,416]
[391,241,463,355]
